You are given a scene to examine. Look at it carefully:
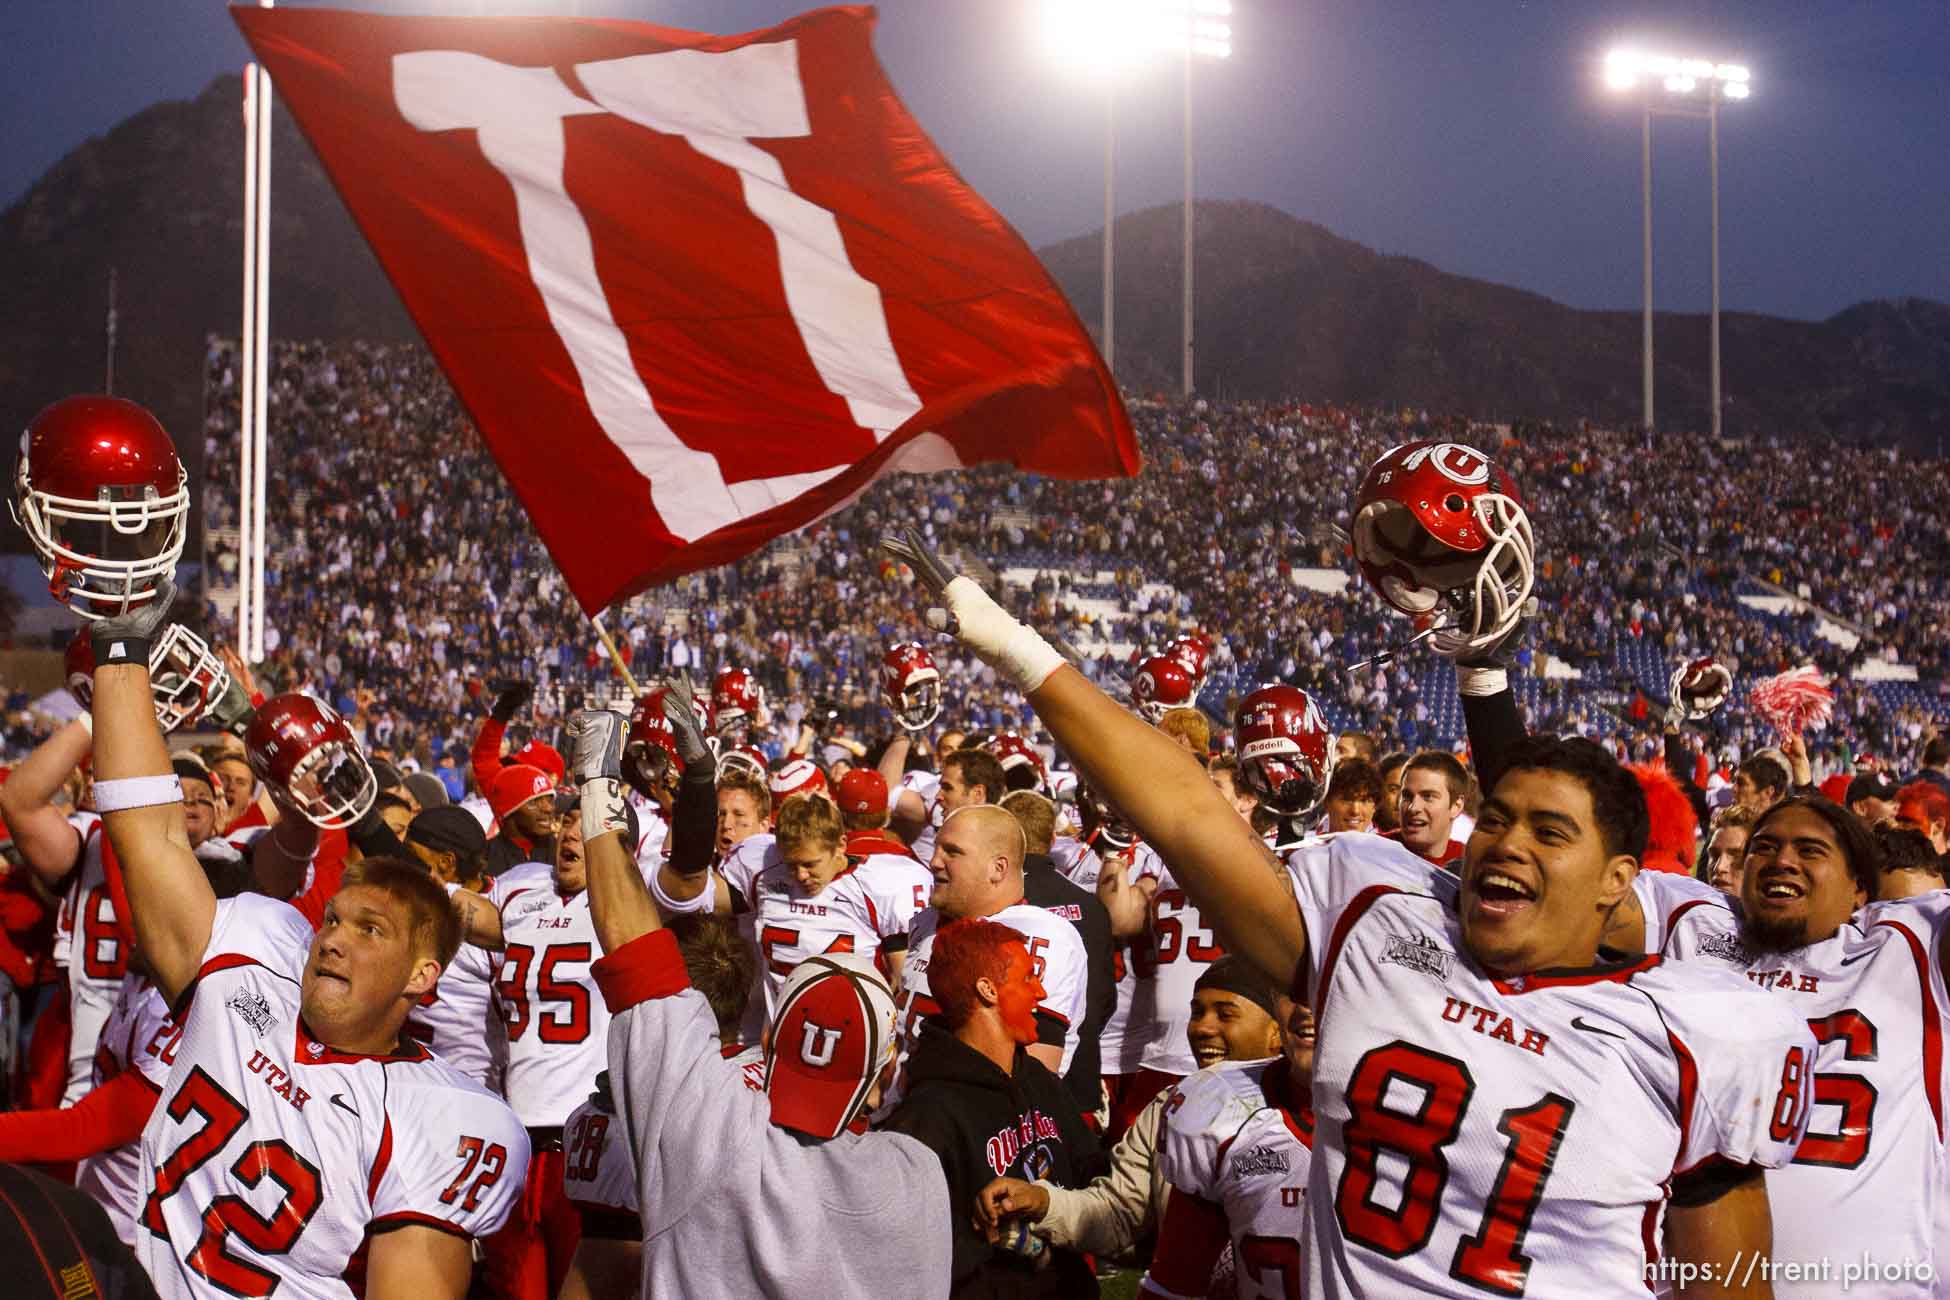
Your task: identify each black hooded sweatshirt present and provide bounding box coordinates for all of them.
[883,1020,1107,1298]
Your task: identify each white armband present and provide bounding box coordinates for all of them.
[1456,665,1509,698]
[92,775,185,812]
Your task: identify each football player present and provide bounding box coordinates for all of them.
[88,586,528,1297]
[1390,751,1470,866]
[885,529,1815,1299]
[558,708,952,1296]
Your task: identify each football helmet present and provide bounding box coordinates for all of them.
[1351,441,1534,657]
[13,396,190,620]
[717,744,770,784]
[1669,656,1734,720]
[244,694,376,829]
[65,623,231,734]
[713,668,762,739]
[1077,782,1138,854]
[1234,685,1334,819]
[986,733,1047,794]
[880,642,942,732]
[625,688,685,795]
[1166,634,1213,688]
[1130,654,1198,722]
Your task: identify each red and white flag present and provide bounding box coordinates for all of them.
[233,5,1137,613]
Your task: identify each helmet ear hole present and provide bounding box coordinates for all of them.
[1443,493,1466,513]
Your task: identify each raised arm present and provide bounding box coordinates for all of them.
[0,719,91,888]
[882,533,1306,990]
[651,676,730,912]
[89,587,214,1004]
[568,710,661,954]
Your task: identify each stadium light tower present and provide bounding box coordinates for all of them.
[1039,1,1233,394]
[1604,49,1751,438]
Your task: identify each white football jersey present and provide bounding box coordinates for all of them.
[1663,887,1950,1298]
[891,902,1089,1101]
[137,895,528,1299]
[77,974,180,1246]
[491,864,611,1127]
[748,852,932,1027]
[56,813,130,1105]
[1138,861,1228,1078]
[1150,1057,1315,1300]
[563,1045,764,1222]
[409,889,505,1092]
[1631,870,1740,957]
[1057,836,1169,1072]
[899,770,943,865]
[718,832,776,907]
[1284,833,1815,1299]
[630,790,669,872]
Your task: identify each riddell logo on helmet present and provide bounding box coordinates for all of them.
[1241,737,1298,760]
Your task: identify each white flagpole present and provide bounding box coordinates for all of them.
[239,64,259,663]
[249,0,276,664]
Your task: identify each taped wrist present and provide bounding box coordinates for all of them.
[938,577,1066,692]
[92,632,152,669]
[581,777,632,844]
[1456,665,1508,698]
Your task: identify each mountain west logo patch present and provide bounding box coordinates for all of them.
[1381,933,1454,982]
[1232,1143,1292,1179]
[1696,931,1746,963]
[227,987,277,1037]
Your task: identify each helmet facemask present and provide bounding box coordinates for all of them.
[1355,492,1535,658]
[15,473,188,620]
[283,743,377,829]
[893,676,941,732]
[149,625,232,734]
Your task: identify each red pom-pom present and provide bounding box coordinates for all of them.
[1748,667,1834,742]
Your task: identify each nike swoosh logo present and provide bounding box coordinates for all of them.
[331,1094,360,1117]
[1839,952,1873,967]
[1571,1015,1628,1041]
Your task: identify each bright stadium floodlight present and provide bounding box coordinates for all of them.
[1040,0,1233,394]
[1602,48,1753,439]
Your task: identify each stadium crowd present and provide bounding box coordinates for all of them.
[0,358,1947,1297]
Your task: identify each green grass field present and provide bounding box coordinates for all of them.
[1096,1269,1142,1299]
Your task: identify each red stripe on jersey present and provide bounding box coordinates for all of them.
[1659,899,1717,955]
[1665,1027,1701,1176]
[367,1115,394,1203]
[1639,1199,1660,1290]
[1492,953,1662,996]
[370,1210,469,1239]
[179,952,270,1016]
[293,1017,429,1067]
[1143,1186,1233,1299]
[1875,915,1944,1140]
[1261,1058,1315,1150]
[1311,885,1401,1018]
[591,929,689,1013]
[862,890,880,934]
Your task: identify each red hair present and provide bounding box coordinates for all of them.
[1627,763,1698,875]
[1898,781,1950,829]
[928,919,1028,1030]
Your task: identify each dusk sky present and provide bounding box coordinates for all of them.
[4,0,1945,322]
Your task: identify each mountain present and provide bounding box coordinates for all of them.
[1,74,1945,509]
[1040,200,1950,448]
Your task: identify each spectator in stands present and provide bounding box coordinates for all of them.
[1895,781,1950,856]
[1374,751,1409,833]
[1846,772,1901,827]
[1733,754,1793,814]
[1704,804,1761,895]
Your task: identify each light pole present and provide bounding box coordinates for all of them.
[1604,50,1750,438]
[1040,1,1232,391]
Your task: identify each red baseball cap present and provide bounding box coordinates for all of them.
[764,954,898,1140]
[509,740,565,785]
[768,759,829,804]
[835,769,889,817]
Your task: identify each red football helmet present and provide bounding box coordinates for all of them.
[986,733,1047,794]
[1352,441,1534,657]
[713,668,763,738]
[1234,685,1334,818]
[717,744,771,784]
[65,624,231,734]
[13,396,190,620]
[244,693,376,829]
[625,689,685,795]
[1130,655,1198,722]
[1077,782,1138,854]
[1670,656,1734,720]
[1166,634,1213,688]
[880,642,942,732]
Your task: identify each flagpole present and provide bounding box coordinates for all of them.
[591,616,641,698]
[238,64,259,664]
[249,0,276,664]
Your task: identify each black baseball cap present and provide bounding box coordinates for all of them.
[1845,772,1898,805]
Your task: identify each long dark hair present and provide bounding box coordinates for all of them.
[1751,796,1883,897]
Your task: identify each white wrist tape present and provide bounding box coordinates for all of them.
[933,577,1066,692]
[1456,666,1509,698]
[581,777,632,843]
[74,711,93,737]
[92,774,185,812]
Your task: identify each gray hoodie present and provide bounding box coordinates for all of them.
[596,928,953,1298]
